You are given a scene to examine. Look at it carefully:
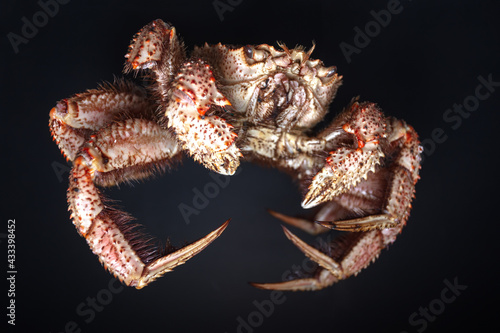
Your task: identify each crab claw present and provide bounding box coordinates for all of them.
[124,20,241,176]
[302,102,387,209]
[301,147,384,209]
[124,19,184,74]
[165,60,241,176]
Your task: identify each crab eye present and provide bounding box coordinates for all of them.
[244,45,253,59]
[326,66,337,77]
[244,46,268,62]
[318,66,337,78]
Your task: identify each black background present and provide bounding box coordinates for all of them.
[1,0,499,332]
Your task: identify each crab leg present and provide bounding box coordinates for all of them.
[267,101,391,234]
[68,118,229,288]
[163,60,241,175]
[267,209,330,236]
[49,80,153,161]
[254,164,416,291]
[125,19,241,176]
[253,105,421,291]
[251,229,388,291]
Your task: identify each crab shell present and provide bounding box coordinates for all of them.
[193,43,343,129]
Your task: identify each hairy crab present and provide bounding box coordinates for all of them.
[49,19,422,290]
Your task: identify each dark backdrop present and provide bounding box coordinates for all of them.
[1,0,499,332]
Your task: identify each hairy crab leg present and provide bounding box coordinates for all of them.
[259,152,420,290]
[280,226,342,276]
[68,118,229,288]
[49,80,153,161]
[251,229,389,291]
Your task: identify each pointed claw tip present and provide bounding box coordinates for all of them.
[267,208,282,219]
[218,219,231,233]
[249,279,321,291]
[248,282,279,291]
[281,225,298,242]
[248,282,263,289]
[301,198,317,209]
[314,220,333,229]
[280,224,291,234]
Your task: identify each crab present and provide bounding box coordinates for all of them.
[49,19,422,290]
